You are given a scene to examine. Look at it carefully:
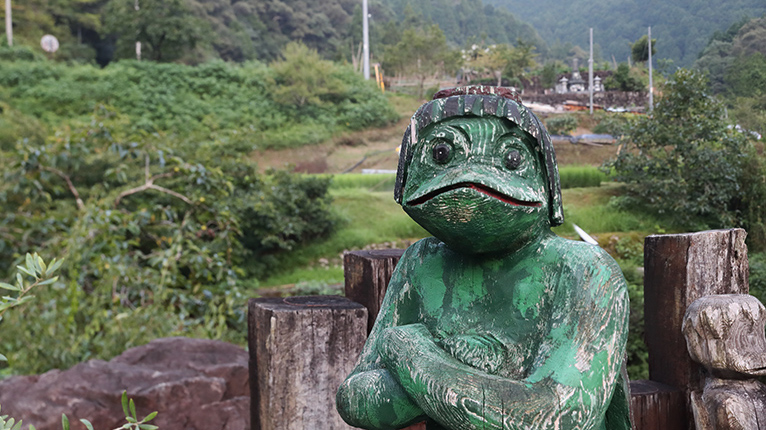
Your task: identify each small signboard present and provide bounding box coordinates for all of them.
[40,35,59,53]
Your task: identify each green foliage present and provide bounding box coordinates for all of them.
[489,0,766,67]
[748,252,766,305]
[592,112,634,139]
[103,0,209,62]
[270,42,347,109]
[328,173,397,192]
[381,0,546,55]
[558,166,608,189]
[0,56,396,149]
[544,114,578,135]
[0,253,64,363]
[603,68,754,231]
[540,62,558,88]
[462,41,538,87]
[0,105,338,374]
[630,35,657,64]
[383,25,461,98]
[604,63,645,92]
[725,52,766,98]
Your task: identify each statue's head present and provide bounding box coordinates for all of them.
[394,86,563,254]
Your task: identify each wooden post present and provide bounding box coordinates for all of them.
[643,229,749,428]
[629,380,686,430]
[344,249,405,334]
[248,296,368,430]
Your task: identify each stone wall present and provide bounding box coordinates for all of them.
[522,91,648,110]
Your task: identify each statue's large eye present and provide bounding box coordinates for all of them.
[505,150,522,170]
[432,142,452,164]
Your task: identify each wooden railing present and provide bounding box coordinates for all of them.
[248,229,749,430]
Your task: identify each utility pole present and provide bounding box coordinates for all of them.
[589,28,594,115]
[362,0,370,80]
[5,0,11,47]
[135,0,141,60]
[648,26,654,111]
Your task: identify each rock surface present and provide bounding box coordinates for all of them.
[0,337,249,430]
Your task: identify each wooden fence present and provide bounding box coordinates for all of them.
[248,228,748,429]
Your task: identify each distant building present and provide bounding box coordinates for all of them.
[555,59,606,94]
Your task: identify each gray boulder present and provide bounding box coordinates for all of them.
[0,337,249,430]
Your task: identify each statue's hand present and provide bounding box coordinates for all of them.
[378,323,435,361]
[378,323,438,376]
[439,333,506,375]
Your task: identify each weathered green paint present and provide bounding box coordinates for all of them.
[337,86,630,430]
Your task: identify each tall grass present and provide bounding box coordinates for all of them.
[324,166,607,194]
[558,165,610,189]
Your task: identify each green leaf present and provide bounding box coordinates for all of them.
[37,255,47,275]
[25,254,35,275]
[30,425,36,430]
[80,419,94,430]
[0,353,7,362]
[142,411,158,422]
[61,414,70,430]
[48,258,64,274]
[138,425,158,430]
[129,398,137,419]
[38,277,59,286]
[0,283,19,292]
[16,266,33,277]
[11,419,22,430]
[121,391,130,418]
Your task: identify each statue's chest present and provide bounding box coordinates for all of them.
[409,264,556,378]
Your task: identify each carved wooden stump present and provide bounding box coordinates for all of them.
[248,296,367,430]
[643,229,749,429]
[683,294,766,429]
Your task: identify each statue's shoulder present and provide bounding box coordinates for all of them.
[543,235,627,288]
[401,237,448,260]
[544,234,617,265]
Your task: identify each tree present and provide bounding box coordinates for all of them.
[604,62,644,91]
[383,24,461,98]
[270,42,347,109]
[603,68,753,229]
[631,35,657,64]
[103,0,208,61]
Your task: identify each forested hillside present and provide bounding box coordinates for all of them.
[693,16,766,135]
[3,0,544,65]
[486,0,766,66]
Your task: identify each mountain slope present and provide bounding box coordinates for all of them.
[485,0,766,66]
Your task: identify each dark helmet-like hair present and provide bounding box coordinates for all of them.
[394,86,564,226]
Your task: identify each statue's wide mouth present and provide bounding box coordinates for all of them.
[406,182,542,207]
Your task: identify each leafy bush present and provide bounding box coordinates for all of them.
[603,63,645,92]
[0,51,397,150]
[592,112,634,139]
[544,114,578,135]
[603,69,753,230]
[0,108,337,374]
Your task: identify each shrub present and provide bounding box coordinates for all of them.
[0,109,337,374]
[603,69,752,230]
[544,114,578,135]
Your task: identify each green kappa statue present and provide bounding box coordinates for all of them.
[336,86,631,430]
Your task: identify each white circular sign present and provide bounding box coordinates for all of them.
[40,35,59,53]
